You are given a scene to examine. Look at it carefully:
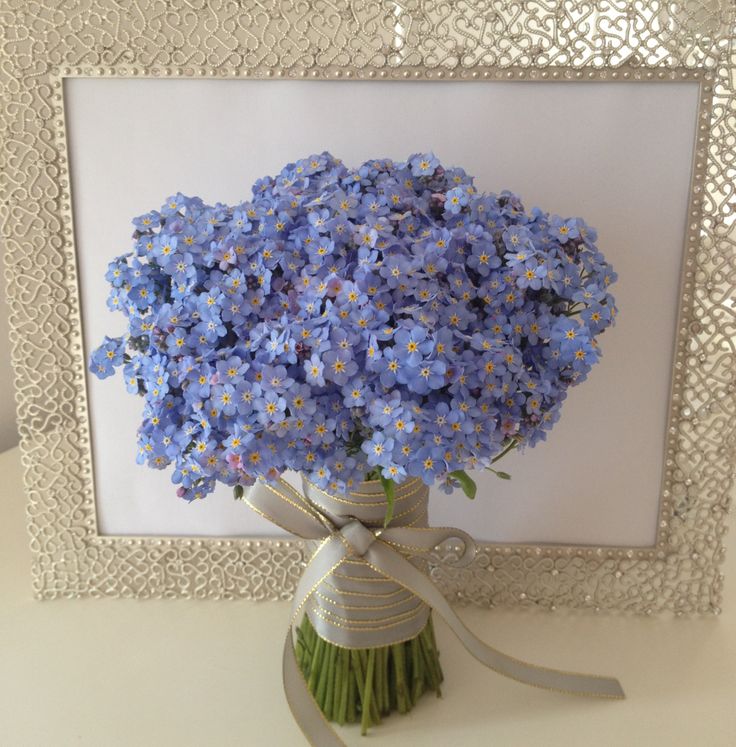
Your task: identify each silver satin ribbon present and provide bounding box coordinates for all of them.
[245,476,625,747]
[299,475,435,648]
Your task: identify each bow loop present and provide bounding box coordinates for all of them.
[379,525,477,567]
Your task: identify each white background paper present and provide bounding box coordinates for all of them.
[65,78,699,545]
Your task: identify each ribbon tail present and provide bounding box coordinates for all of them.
[282,535,352,747]
[283,636,346,747]
[365,541,625,700]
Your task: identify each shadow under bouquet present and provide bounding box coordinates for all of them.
[90,152,621,743]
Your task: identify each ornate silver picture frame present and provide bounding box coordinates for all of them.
[1,2,734,613]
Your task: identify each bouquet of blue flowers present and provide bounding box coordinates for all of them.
[90,152,617,737]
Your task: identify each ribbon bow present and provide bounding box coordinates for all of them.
[246,477,624,747]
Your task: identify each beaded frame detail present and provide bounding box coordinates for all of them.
[1,2,734,613]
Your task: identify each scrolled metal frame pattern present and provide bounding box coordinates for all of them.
[0,1,734,614]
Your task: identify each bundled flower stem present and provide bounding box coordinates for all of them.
[295,613,443,734]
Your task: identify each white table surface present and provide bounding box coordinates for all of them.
[1,445,734,746]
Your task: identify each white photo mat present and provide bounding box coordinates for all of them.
[69,77,697,548]
[1,2,734,614]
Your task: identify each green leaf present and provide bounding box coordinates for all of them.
[492,470,512,480]
[233,484,244,501]
[449,470,477,499]
[380,476,395,527]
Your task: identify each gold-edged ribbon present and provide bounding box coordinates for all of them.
[245,477,625,747]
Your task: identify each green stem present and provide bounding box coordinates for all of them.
[382,647,390,713]
[307,634,324,694]
[490,436,520,465]
[410,636,424,705]
[420,618,443,696]
[351,649,367,710]
[337,648,349,725]
[375,643,385,713]
[295,632,305,671]
[296,614,443,732]
[391,643,409,713]
[315,639,331,710]
[347,665,357,723]
[359,649,380,725]
[324,643,337,720]
[361,649,376,736]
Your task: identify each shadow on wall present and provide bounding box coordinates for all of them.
[0,246,19,452]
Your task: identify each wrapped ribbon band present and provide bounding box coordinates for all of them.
[245,477,624,746]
